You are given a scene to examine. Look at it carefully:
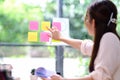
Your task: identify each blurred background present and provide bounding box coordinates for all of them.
[0,0,120,79]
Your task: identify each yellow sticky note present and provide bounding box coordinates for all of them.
[41,21,51,31]
[52,39,60,42]
[28,32,38,42]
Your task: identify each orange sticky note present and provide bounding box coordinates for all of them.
[41,21,51,31]
[28,32,38,42]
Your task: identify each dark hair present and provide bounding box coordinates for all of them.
[87,0,120,72]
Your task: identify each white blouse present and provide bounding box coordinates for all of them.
[80,32,120,80]
[81,39,93,56]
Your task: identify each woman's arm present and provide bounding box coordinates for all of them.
[59,38,83,50]
[48,27,93,56]
[48,27,83,50]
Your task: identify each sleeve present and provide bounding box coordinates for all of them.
[89,33,119,80]
[80,39,93,56]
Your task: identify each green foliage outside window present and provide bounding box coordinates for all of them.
[0,0,120,43]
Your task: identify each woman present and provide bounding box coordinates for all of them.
[48,0,120,80]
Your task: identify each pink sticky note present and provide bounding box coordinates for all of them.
[40,32,50,42]
[29,21,39,30]
[52,22,61,31]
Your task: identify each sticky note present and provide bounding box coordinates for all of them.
[41,21,51,31]
[28,32,38,42]
[29,21,39,30]
[52,39,60,42]
[52,22,61,31]
[40,32,50,42]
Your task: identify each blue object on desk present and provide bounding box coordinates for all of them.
[35,67,55,78]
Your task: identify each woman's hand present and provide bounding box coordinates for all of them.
[50,74,63,80]
[48,27,62,40]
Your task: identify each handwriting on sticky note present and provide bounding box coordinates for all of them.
[29,21,39,30]
[40,32,50,42]
[28,32,38,42]
[41,21,50,31]
[52,22,61,31]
